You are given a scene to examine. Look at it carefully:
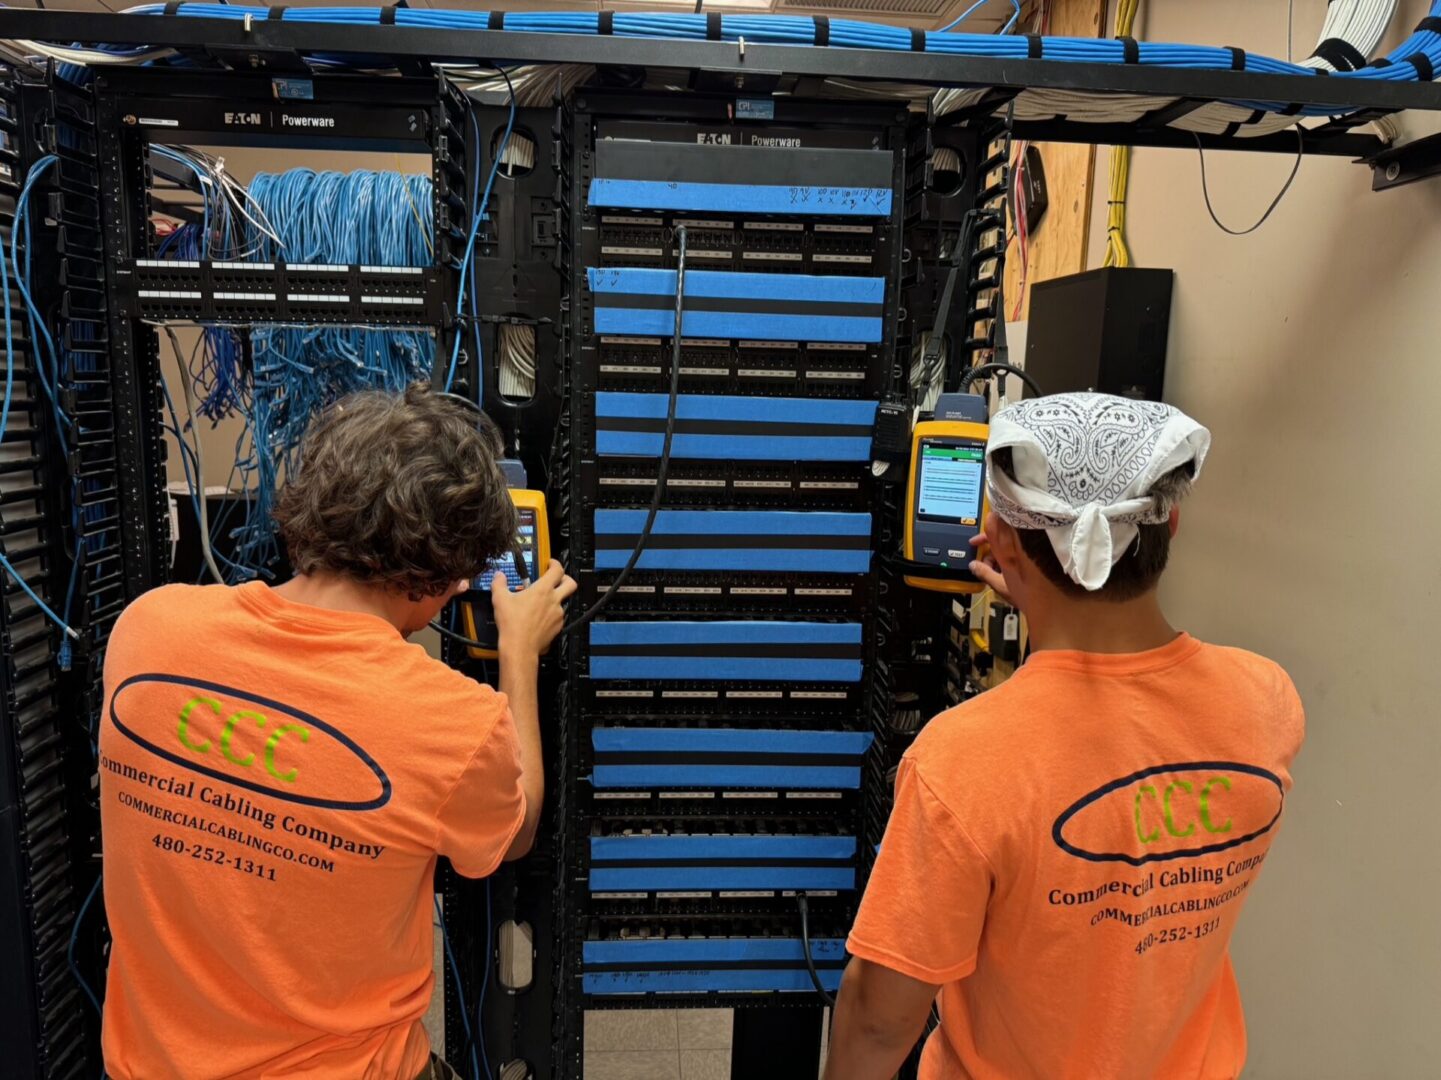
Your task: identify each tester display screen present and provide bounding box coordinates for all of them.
[917,443,985,525]
[476,508,537,590]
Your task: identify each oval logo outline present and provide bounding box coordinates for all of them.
[110,672,392,812]
[1052,760,1283,866]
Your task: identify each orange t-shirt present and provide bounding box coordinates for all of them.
[97,582,526,1080]
[848,634,1304,1080]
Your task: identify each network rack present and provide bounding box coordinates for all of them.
[547,88,909,1077]
[0,61,121,1080]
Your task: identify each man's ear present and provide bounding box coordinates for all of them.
[1167,507,1180,539]
[986,512,1020,567]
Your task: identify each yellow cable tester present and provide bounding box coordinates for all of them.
[461,487,550,659]
[903,392,989,595]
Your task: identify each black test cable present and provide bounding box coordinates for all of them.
[959,361,1043,398]
[431,226,690,648]
[797,893,838,1008]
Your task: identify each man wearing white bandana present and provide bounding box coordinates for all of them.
[828,394,1306,1080]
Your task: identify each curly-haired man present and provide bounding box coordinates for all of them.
[97,385,574,1080]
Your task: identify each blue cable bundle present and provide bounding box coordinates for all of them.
[228,168,435,574]
[123,2,1441,116]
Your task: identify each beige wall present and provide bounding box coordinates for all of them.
[1085,2,1441,1074]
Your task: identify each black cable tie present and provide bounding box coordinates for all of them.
[598,11,613,34]
[1368,56,1394,68]
[812,15,829,47]
[1246,108,1267,124]
[1280,103,1305,116]
[1311,67,1330,76]
[266,5,286,19]
[1117,35,1138,64]
[1221,121,1242,138]
[487,10,505,30]
[1027,35,1043,59]
[1417,16,1441,34]
[379,4,400,24]
[1310,37,1367,72]
[706,12,722,40]
[1227,46,1246,70]
[163,1,180,14]
[911,28,926,52]
[1408,52,1436,81]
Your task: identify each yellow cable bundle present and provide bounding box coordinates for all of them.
[1103,0,1140,268]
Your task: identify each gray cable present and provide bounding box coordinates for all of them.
[163,326,226,585]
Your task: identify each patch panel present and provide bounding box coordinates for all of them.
[582,936,846,996]
[596,337,878,398]
[589,267,885,344]
[590,727,874,792]
[576,571,865,617]
[587,621,863,683]
[588,831,858,896]
[593,393,878,462]
[593,511,872,575]
[589,138,894,219]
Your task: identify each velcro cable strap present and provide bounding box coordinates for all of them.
[1368,56,1394,68]
[1311,37,1367,71]
[488,10,505,29]
[266,5,286,18]
[1280,103,1305,116]
[1227,46,1245,70]
[1117,35,1138,64]
[911,28,926,51]
[163,1,180,14]
[1417,16,1441,33]
[379,4,401,24]
[707,13,722,40]
[598,11,613,34]
[1027,35,1042,59]
[813,15,829,47]
[1407,52,1436,81]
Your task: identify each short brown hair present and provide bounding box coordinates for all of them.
[991,447,1193,602]
[274,384,515,599]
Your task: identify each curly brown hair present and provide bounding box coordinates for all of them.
[274,384,516,599]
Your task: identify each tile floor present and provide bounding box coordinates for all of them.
[425,933,829,1080]
[585,1009,732,1080]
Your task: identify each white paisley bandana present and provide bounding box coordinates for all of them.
[985,393,1211,591]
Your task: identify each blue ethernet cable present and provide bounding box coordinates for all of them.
[114,3,1441,117]
[434,895,483,1080]
[445,70,516,395]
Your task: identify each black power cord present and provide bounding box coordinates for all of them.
[560,225,688,636]
[797,894,837,1008]
[959,360,1043,398]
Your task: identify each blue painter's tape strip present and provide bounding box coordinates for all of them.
[591,834,856,861]
[596,431,874,461]
[588,657,861,681]
[594,307,882,343]
[588,268,886,305]
[595,392,879,426]
[595,509,872,537]
[589,178,892,217]
[593,548,872,573]
[583,937,846,965]
[593,728,874,755]
[590,866,856,891]
[583,969,843,994]
[592,764,863,788]
[590,621,861,646]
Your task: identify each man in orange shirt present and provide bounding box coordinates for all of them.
[827,394,1304,1080]
[98,385,575,1080]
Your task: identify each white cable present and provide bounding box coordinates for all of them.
[498,322,537,400]
[1302,0,1398,71]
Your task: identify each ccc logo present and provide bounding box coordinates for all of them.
[176,695,309,784]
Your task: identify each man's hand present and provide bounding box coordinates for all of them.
[968,531,1012,604]
[823,957,939,1080]
[492,559,577,660]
